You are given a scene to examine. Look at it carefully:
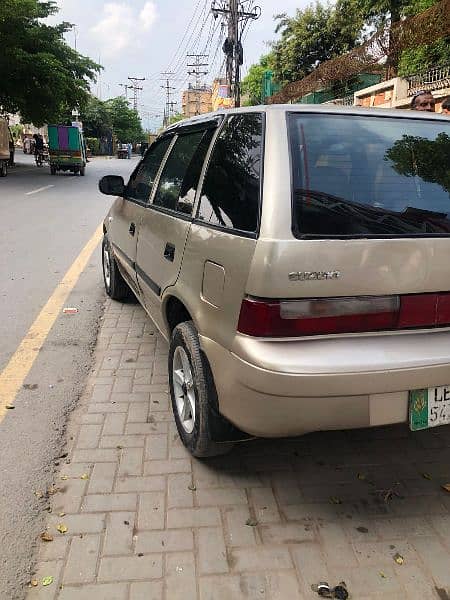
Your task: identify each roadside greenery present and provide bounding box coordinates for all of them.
[241,55,272,105]
[241,0,447,104]
[167,113,185,126]
[0,0,101,125]
[81,95,144,147]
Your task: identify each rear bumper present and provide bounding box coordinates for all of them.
[200,331,450,437]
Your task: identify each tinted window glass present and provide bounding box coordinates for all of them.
[198,114,263,233]
[289,114,450,237]
[152,129,213,215]
[126,137,171,202]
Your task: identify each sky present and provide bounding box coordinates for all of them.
[49,0,310,130]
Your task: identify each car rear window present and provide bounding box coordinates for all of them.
[288,113,450,238]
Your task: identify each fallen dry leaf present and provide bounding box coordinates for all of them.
[59,512,66,517]
[188,484,196,491]
[441,483,450,493]
[245,518,258,527]
[60,475,68,481]
[80,473,89,480]
[40,532,53,542]
[330,496,342,504]
[30,580,39,587]
[41,576,53,586]
[57,524,68,534]
[34,491,44,499]
[393,552,404,565]
[5,404,15,409]
[422,473,432,480]
[357,473,366,480]
[379,571,387,578]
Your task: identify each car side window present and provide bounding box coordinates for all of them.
[152,129,214,216]
[126,137,172,202]
[197,113,263,234]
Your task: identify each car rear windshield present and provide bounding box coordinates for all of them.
[288,113,450,238]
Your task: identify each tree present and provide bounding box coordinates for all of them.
[385,133,450,194]
[351,0,447,74]
[241,55,273,105]
[82,96,112,139]
[270,1,364,85]
[0,0,101,125]
[168,113,185,126]
[396,0,449,75]
[104,97,144,143]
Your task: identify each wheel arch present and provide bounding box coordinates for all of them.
[163,294,195,337]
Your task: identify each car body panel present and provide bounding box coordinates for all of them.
[102,105,450,438]
[136,208,192,332]
[174,223,257,349]
[108,197,147,292]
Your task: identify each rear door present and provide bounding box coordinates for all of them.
[135,122,219,321]
[108,136,173,289]
[176,112,265,348]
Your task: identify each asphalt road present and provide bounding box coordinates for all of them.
[0,153,138,599]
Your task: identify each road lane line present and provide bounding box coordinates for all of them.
[0,223,104,422]
[26,185,55,196]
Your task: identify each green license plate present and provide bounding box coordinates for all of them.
[409,386,450,431]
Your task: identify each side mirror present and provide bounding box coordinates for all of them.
[99,175,125,196]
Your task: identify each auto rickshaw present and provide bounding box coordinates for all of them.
[48,125,87,175]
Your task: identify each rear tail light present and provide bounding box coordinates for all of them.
[237,294,450,337]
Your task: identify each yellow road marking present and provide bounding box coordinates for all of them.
[0,223,103,422]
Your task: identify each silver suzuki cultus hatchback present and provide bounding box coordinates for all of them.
[99,105,450,456]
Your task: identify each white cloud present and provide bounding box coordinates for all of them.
[140,2,157,31]
[90,2,158,57]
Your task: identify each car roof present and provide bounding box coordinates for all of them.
[164,103,449,133]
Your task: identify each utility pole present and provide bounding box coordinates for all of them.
[187,54,209,116]
[128,77,145,111]
[161,73,176,127]
[119,83,131,99]
[211,0,261,107]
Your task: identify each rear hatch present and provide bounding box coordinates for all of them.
[240,111,450,338]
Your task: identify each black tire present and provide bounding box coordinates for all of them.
[0,161,7,177]
[50,165,56,175]
[80,166,85,176]
[169,321,234,457]
[102,235,134,301]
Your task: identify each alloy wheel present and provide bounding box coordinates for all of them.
[173,346,196,434]
[103,246,111,290]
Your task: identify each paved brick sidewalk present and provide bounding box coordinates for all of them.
[27,299,450,600]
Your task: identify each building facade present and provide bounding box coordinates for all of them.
[182,85,212,118]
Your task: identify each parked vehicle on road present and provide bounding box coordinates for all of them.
[99,105,450,456]
[0,118,11,177]
[48,125,87,175]
[117,143,129,159]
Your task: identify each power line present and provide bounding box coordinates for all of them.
[128,77,145,110]
[211,0,261,106]
[165,0,205,71]
[186,54,209,116]
[160,73,177,127]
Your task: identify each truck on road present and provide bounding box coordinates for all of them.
[48,124,87,176]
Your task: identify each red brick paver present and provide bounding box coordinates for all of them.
[27,300,450,599]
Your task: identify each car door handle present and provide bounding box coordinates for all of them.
[164,243,175,262]
[129,222,136,236]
